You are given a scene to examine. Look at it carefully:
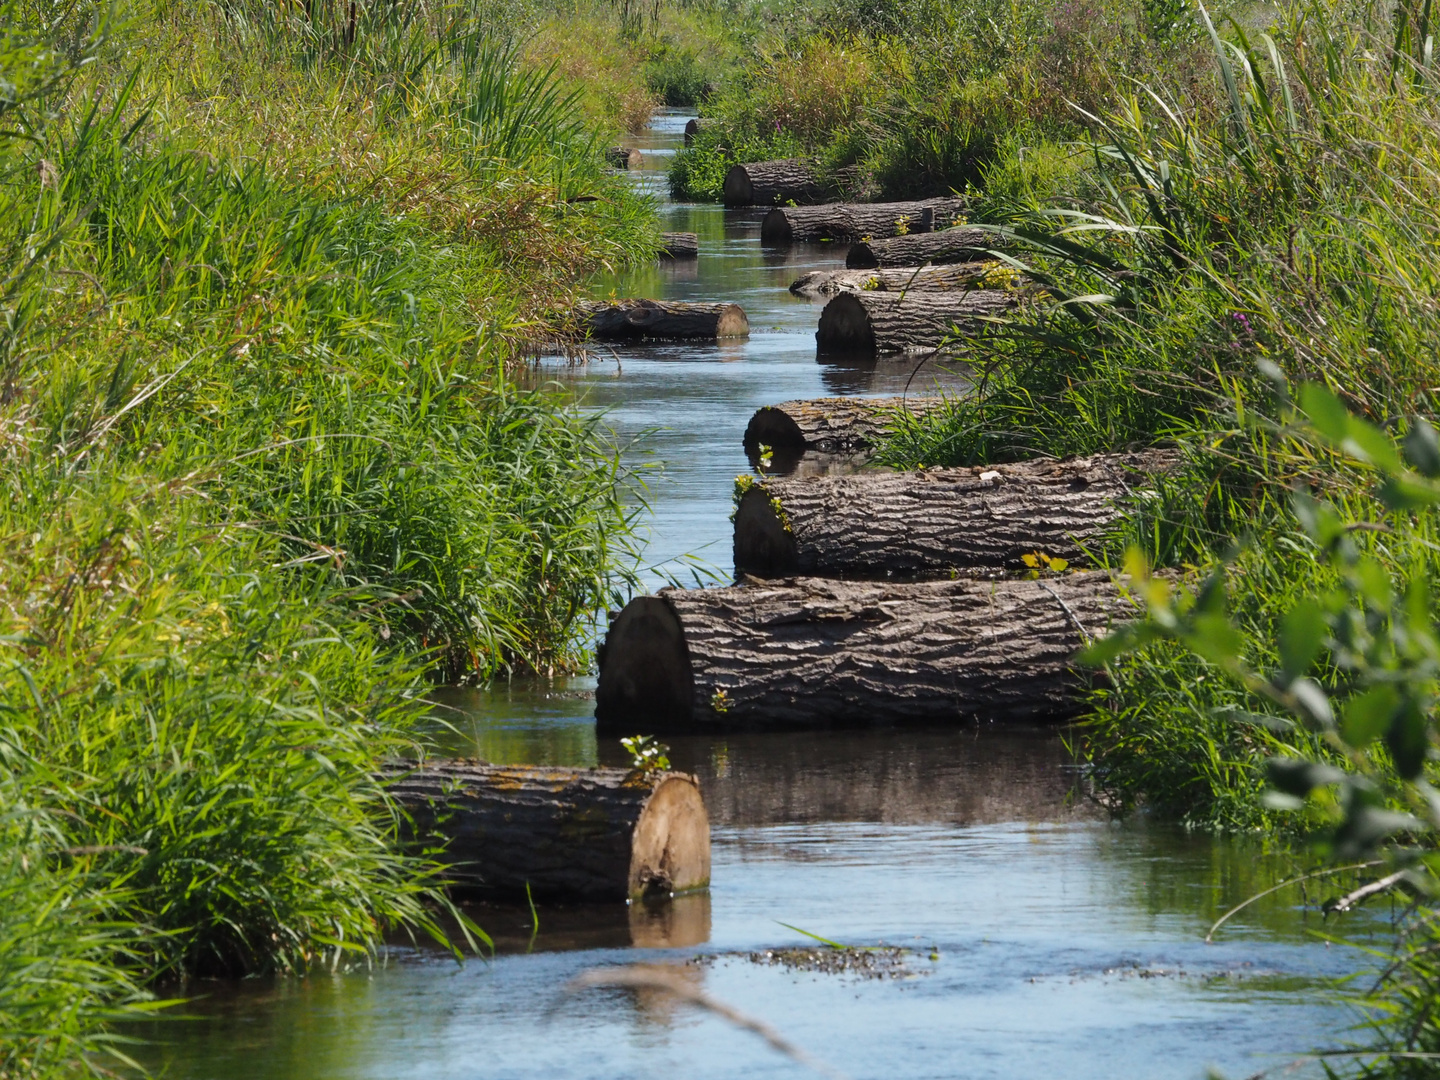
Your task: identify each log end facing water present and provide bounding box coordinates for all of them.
[722,163,755,206]
[596,596,694,732]
[815,292,876,356]
[579,299,749,340]
[630,774,711,897]
[743,405,807,453]
[732,485,800,576]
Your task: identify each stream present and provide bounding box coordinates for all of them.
[128,110,1389,1080]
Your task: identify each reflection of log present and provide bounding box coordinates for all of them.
[659,232,699,259]
[743,397,943,458]
[760,199,966,245]
[791,262,998,298]
[733,451,1178,578]
[387,761,711,901]
[816,289,1017,356]
[847,227,1004,269]
[606,146,643,169]
[722,159,824,206]
[579,299,749,340]
[594,573,1136,731]
[683,117,715,145]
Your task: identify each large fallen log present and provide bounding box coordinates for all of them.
[742,396,944,460]
[606,146,644,169]
[815,289,1018,356]
[722,159,825,206]
[847,227,1005,269]
[760,198,967,245]
[733,450,1178,578]
[660,232,699,259]
[386,761,711,901]
[594,573,1137,731]
[790,262,999,298]
[579,299,749,340]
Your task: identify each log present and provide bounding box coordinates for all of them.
[683,117,715,146]
[815,289,1019,356]
[578,299,749,340]
[790,262,1001,298]
[594,573,1138,731]
[606,146,644,169]
[733,450,1179,578]
[386,761,711,902]
[743,396,944,459]
[659,232,699,259]
[722,159,825,207]
[847,227,1005,269]
[760,198,967,245]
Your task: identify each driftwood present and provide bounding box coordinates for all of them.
[578,299,749,340]
[594,573,1137,731]
[606,146,644,169]
[815,289,1018,356]
[660,232,699,259]
[790,262,1000,298]
[386,761,711,901]
[760,199,966,245]
[847,228,1006,269]
[733,450,1179,578]
[683,117,715,146]
[722,159,825,206]
[743,396,943,462]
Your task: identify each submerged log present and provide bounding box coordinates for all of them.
[722,159,825,206]
[760,198,967,245]
[579,299,749,340]
[594,573,1137,731]
[733,450,1178,578]
[387,761,711,901]
[790,262,999,298]
[683,117,715,145]
[815,289,1019,356]
[742,396,944,459]
[847,227,1005,269]
[606,146,644,169]
[660,232,699,259]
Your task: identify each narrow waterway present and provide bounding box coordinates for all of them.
[128,111,1387,1080]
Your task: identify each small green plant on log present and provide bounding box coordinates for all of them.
[621,735,671,776]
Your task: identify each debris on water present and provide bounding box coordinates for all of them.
[691,946,919,980]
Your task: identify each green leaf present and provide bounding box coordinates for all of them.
[1386,700,1430,781]
[1404,417,1440,477]
[1340,417,1405,473]
[1300,383,1351,442]
[1379,475,1440,511]
[1291,492,1343,547]
[1184,612,1244,666]
[1266,755,1346,797]
[1340,684,1399,748]
[1278,600,1325,684]
[1291,677,1335,729]
[1079,623,1158,666]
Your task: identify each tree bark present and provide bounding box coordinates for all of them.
[733,450,1179,578]
[683,117,715,146]
[760,198,966,245]
[847,227,1006,269]
[790,262,1000,298]
[385,761,711,902]
[660,232,699,259]
[742,396,944,461]
[606,146,643,169]
[816,289,1019,356]
[722,159,825,206]
[594,573,1138,732]
[578,299,749,340]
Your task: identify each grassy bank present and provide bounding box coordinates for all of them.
[0,1,667,1074]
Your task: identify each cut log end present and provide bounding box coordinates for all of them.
[733,486,799,577]
[630,775,711,898]
[721,164,754,207]
[714,303,750,338]
[596,596,693,732]
[743,405,807,453]
[815,292,876,356]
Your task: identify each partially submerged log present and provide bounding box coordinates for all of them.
[815,289,1019,356]
[579,299,749,340]
[847,227,1005,269]
[606,146,644,169]
[722,159,825,206]
[387,761,711,901]
[760,198,966,245]
[790,262,999,298]
[683,117,715,145]
[743,396,944,459]
[660,232,699,259]
[733,450,1179,578]
[594,573,1137,731]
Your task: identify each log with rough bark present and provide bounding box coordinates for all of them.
[760,198,967,245]
[847,227,1006,269]
[722,159,825,206]
[733,450,1179,578]
[386,761,711,901]
[683,117,715,145]
[660,232,699,259]
[790,262,1000,298]
[606,146,644,169]
[742,396,944,459]
[579,299,749,340]
[816,289,1019,356]
[594,573,1137,731]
